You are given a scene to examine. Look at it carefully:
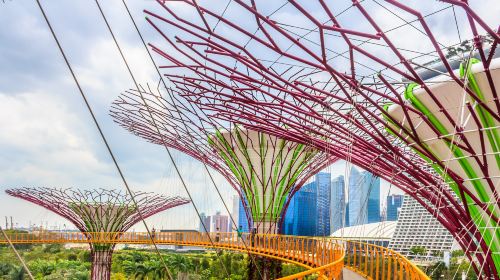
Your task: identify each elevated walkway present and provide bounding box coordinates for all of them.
[1,231,428,280]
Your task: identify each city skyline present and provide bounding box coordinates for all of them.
[0,0,498,278]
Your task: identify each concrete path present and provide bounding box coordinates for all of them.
[342,268,366,280]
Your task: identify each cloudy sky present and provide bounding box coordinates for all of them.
[0,0,498,232]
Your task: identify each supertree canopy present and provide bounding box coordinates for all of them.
[6,187,189,280]
[111,87,338,233]
[208,126,320,232]
[138,0,500,278]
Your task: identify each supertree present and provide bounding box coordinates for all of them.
[111,86,337,234]
[6,187,189,280]
[110,86,338,279]
[138,0,500,278]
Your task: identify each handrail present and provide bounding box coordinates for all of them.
[342,240,429,280]
[0,231,428,280]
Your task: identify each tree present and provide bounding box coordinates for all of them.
[410,246,427,258]
[67,253,78,261]
[147,259,170,280]
[200,258,210,270]
[43,244,63,254]
[428,261,445,280]
[0,262,14,276]
[166,254,191,273]
[8,266,25,280]
[122,260,156,280]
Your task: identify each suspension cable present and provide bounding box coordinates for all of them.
[0,226,34,280]
[118,1,265,277]
[92,0,232,277]
[34,1,174,279]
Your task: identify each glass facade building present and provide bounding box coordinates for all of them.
[237,197,250,232]
[282,195,295,235]
[348,168,365,226]
[366,173,381,224]
[348,168,380,226]
[282,169,380,236]
[316,172,331,236]
[386,194,404,221]
[293,182,317,236]
[330,175,346,233]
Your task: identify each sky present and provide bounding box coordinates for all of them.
[0,0,498,232]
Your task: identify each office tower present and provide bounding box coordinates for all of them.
[348,169,380,226]
[238,197,250,232]
[348,168,365,226]
[316,172,331,236]
[386,195,404,221]
[345,204,349,227]
[199,212,211,232]
[366,173,381,224]
[389,195,454,258]
[212,211,229,232]
[330,175,346,233]
[281,194,295,235]
[293,182,317,236]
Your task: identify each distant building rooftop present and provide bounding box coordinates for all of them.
[331,221,397,241]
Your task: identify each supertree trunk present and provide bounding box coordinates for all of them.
[90,249,113,280]
[247,256,282,280]
[247,222,282,280]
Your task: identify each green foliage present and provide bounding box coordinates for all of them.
[30,259,56,276]
[67,253,78,261]
[8,266,25,280]
[282,263,306,276]
[80,250,91,262]
[0,263,14,276]
[451,250,465,258]
[424,259,477,280]
[43,244,63,254]
[200,257,210,270]
[410,246,427,257]
[445,35,494,59]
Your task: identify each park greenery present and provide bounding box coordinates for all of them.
[0,231,474,280]
[0,243,307,280]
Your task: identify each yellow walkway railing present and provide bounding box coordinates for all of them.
[0,231,428,280]
[341,240,429,280]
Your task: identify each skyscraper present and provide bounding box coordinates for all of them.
[212,211,229,232]
[348,169,380,226]
[282,194,295,235]
[330,175,346,233]
[293,182,317,236]
[366,173,380,224]
[238,197,250,232]
[199,213,211,232]
[345,204,349,227]
[386,195,404,221]
[316,172,331,236]
[348,168,365,226]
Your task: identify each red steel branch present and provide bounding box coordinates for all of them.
[6,187,189,233]
[110,86,339,230]
[142,0,500,278]
[6,187,189,280]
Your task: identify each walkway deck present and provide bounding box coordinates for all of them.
[1,231,428,280]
